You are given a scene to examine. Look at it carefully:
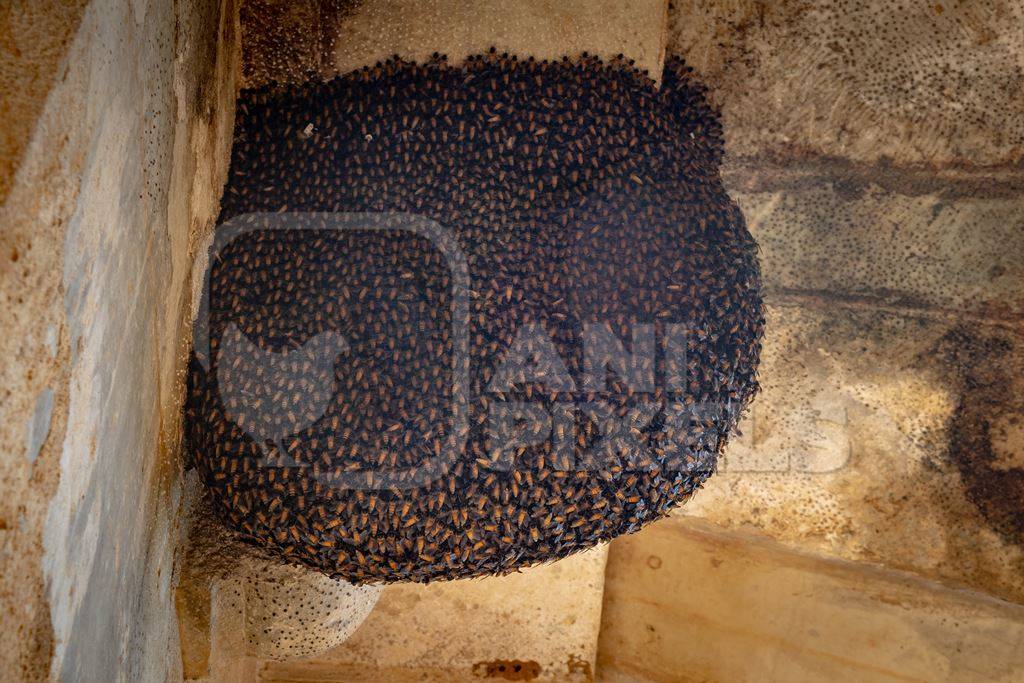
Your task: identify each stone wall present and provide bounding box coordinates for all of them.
[669,0,1024,603]
[0,0,238,679]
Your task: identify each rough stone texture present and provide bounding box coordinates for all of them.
[598,5,1024,679]
[681,303,1024,604]
[732,176,1024,321]
[0,0,238,679]
[597,517,1024,682]
[669,0,1024,165]
[239,0,668,89]
[328,0,668,82]
[260,545,608,682]
[669,138,1024,607]
[655,0,1024,622]
[0,1,89,203]
[5,0,1020,679]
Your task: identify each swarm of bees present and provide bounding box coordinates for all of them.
[185,51,764,583]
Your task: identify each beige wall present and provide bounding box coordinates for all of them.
[671,0,1024,166]
[670,0,1024,604]
[0,0,237,679]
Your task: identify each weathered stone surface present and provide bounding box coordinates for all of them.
[730,172,1024,320]
[0,0,238,679]
[6,0,1021,680]
[678,150,1024,606]
[0,1,90,203]
[680,302,1024,604]
[669,0,1024,165]
[262,546,608,682]
[240,0,669,89]
[597,517,1024,683]
[328,0,668,81]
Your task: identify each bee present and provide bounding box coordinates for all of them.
[187,50,763,584]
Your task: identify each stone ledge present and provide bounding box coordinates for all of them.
[729,178,1024,319]
[598,516,1024,683]
[684,303,1024,604]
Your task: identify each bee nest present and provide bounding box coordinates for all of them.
[186,51,764,583]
